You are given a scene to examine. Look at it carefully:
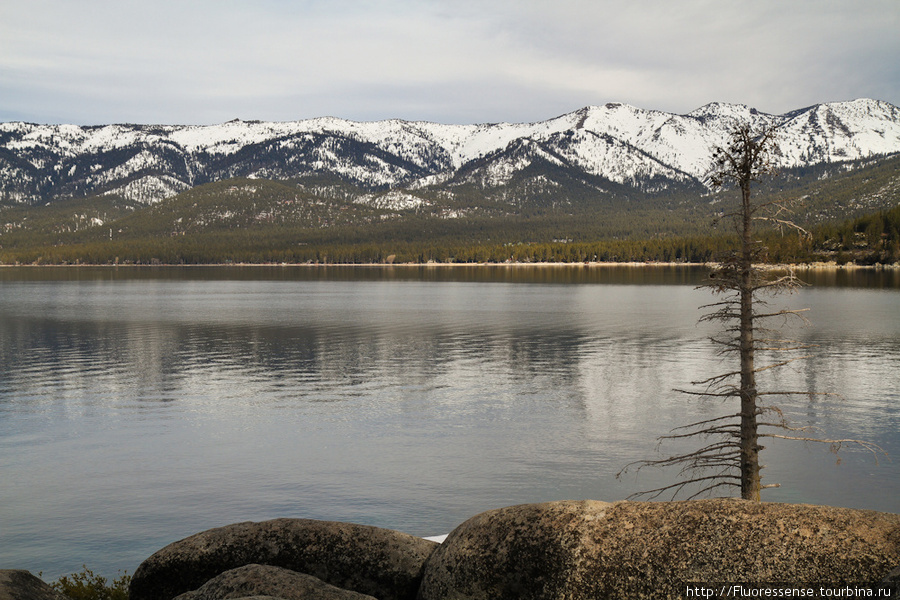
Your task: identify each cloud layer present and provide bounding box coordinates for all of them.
[2,0,898,124]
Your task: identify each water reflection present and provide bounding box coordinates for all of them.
[0,270,898,581]
[2,263,897,287]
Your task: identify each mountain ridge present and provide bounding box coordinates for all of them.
[2,98,899,207]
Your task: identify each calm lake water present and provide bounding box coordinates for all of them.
[1,265,898,580]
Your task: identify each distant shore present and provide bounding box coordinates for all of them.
[2,260,898,269]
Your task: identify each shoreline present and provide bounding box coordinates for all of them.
[1,260,898,270]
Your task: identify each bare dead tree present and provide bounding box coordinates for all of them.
[618,123,885,501]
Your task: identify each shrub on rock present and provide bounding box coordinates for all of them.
[130,519,438,600]
[418,499,900,600]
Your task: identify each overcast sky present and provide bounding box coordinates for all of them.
[2,0,899,125]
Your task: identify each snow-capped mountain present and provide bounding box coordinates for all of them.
[1,98,899,206]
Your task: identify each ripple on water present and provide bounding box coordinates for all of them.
[0,276,898,580]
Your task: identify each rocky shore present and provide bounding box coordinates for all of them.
[4,499,900,600]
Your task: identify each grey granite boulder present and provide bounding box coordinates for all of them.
[130,518,438,600]
[0,571,68,600]
[418,499,900,600]
[172,564,377,600]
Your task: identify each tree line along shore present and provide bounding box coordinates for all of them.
[1,201,897,267]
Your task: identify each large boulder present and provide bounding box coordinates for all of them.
[418,499,900,600]
[173,564,377,600]
[130,518,438,600]
[0,571,68,600]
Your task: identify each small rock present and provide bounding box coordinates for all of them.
[0,571,68,600]
[195,597,284,600]
[172,564,376,600]
[205,597,284,600]
[883,565,900,582]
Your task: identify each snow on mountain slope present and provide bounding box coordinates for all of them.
[1,99,898,205]
[633,103,773,177]
[542,128,694,189]
[776,99,900,165]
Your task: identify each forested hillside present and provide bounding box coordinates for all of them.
[1,152,897,266]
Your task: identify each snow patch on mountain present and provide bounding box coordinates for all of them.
[106,175,191,204]
[356,190,430,211]
[1,98,899,205]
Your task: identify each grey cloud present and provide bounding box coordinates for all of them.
[1,0,897,124]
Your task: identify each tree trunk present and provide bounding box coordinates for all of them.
[739,178,762,500]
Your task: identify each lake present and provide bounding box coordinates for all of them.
[1,264,898,580]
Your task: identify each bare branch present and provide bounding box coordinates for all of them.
[752,356,814,373]
[659,427,740,441]
[689,370,743,386]
[667,414,744,430]
[674,389,740,399]
[756,391,838,399]
[752,308,810,319]
[624,475,740,501]
[761,434,889,464]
